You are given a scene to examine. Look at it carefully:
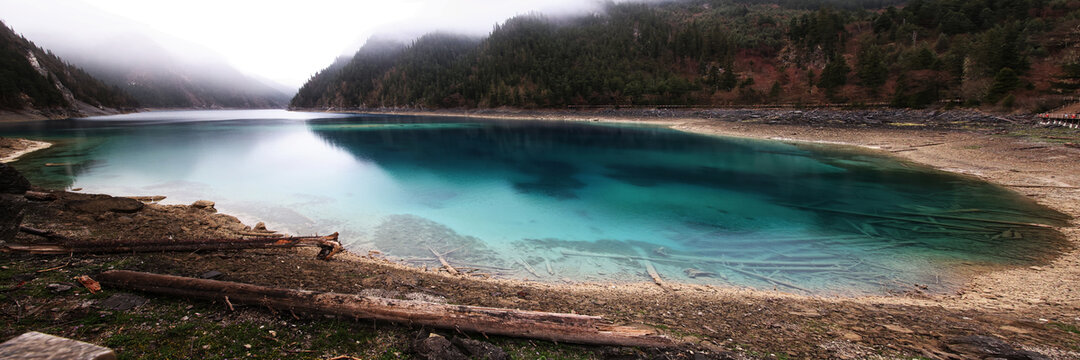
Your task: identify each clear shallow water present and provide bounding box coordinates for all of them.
[1,110,1069,295]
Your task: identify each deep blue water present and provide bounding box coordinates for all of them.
[1,110,1068,295]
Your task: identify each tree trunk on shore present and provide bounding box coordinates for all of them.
[95,270,675,348]
[3,233,344,260]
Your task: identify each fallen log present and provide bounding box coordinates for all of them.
[24,191,55,201]
[18,226,70,240]
[95,270,674,348]
[2,233,344,260]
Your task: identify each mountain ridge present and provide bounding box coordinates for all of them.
[292,0,1078,113]
[0,20,137,120]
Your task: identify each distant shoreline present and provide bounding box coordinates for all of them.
[0,138,52,163]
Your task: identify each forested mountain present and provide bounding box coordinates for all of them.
[0,0,290,109]
[0,21,136,117]
[293,0,1079,112]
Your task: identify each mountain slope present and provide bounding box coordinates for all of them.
[0,21,137,119]
[0,0,290,109]
[293,0,1077,112]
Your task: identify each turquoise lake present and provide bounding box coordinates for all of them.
[1,110,1069,295]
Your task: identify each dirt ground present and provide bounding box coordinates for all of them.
[2,110,1080,359]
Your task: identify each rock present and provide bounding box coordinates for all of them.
[46,283,73,293]
[413,333,466,360]
[0,163,30,195]
[96,293,148,311]
[200,271,223,279]
[944,335,1049,360]
[0,331,116,360]
[841,332,862,341]
[191,200,215,209]
[882,324,914,334]
[253,222,267,231]
[0,193,26,242]
[0,164,28,241]
[116,216,134,224]
[67,197,143,214]
[451,337,508,360]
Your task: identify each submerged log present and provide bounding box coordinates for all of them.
[95,271,674,348]
[428,247,459,275]
[560,249,842,268]
[642,260,665,288]
[888,211,1052,229]
[2,233,344,260]
[517,257,542,277]
[782,204,993,232]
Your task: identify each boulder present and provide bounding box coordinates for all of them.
[413,334,466,360]
[0,163,30,195]
[191,200,216,212]
[451,337,508,360]
[0,193,26,242]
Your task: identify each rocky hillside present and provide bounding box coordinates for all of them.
[0,21,137,119]
[293,0,1079,112]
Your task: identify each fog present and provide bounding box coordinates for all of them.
[0,0,612,90]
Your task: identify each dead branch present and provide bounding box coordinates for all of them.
[428,247,458,275]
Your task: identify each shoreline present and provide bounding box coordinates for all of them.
[6,109,1079,306]
[0,138,52,163]
[346,109,1080,306]
[4,109,1080,357]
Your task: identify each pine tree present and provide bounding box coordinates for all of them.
[856,44,888,90]
[818,55,851,92]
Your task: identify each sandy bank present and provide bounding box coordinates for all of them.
[0,138,52,163]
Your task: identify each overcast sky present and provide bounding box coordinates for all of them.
[0,0,604,89]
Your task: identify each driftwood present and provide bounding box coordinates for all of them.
[23,191,55,201]
[95,270,674,347]
[544,258,555,275]
[235,231,282,237]
[2,233,344,260]
[428,247,458,275]
[124,195,167,202]
[18,226,69,240]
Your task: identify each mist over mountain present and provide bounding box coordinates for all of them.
[0,0,291,109]
[293,0,1076,112]
[0,20,136,119]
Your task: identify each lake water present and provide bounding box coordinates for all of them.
[1,110,1069,295]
